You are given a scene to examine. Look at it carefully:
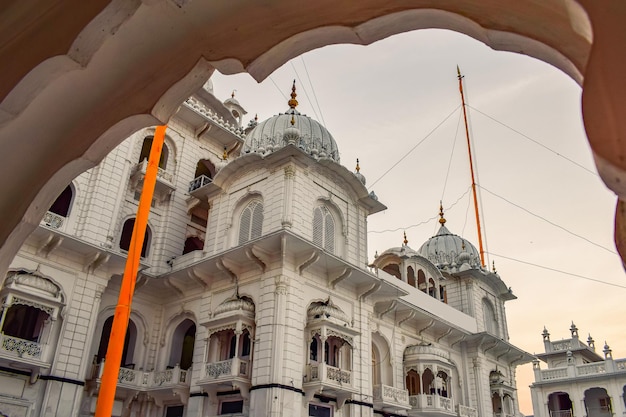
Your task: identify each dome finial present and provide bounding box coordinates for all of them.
[492,260,497,273]
[288,80,298,109]
[255,114,258,122]
[439,201,446,225]
[356,158,360,173]
[403,231,408,246]
[222,146,228,161]
[231,90,236,99]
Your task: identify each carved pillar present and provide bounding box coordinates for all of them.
[281,165,295,228]
[472,357,486,417]
[0,298,10,331]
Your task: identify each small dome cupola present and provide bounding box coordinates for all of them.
[242,81,340,161]
[418,204,481,270]
[213,292,255,317]
[307,298,350,326]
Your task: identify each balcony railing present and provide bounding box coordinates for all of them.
[41,211,65,230]
[0,334,43,360]
[306,363,351,386]
[373,384,410,409]
[457,404,478,417]
[189,174,212,193]
[202,357,249,381]
[537,358,626,381]
[409,394,453,413]
[550,410,572,417]
[91,362,189,389]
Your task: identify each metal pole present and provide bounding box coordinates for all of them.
[457,67,486,266]
[94,125,167,417]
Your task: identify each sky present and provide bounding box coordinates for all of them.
[210,29,626,415]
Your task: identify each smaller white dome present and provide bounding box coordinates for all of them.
[354,159,366,185]
[214,294,255,316]
[307,299,350,325]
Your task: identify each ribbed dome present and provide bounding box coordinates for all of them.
[213,295,255,316]
[418,224,480,269]
[241,82,339,162]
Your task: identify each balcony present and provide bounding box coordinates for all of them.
[87,362,190,401]
[457,404,478,417]
[197,358,251,392]
[535,358,626,382]
[40,211,65,231]
[303,363,357,403]
[373,384,411,412]
[130,159,175,200]
[0,333,51,379]
[408,394,456,417]
[188,174,219,201]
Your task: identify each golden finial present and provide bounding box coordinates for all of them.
[356,158,360,173]
[290,114,295,126]
[492,260,497,273]
[222,146,228,161]
[231,90,235,98]
[254,114,258,122]
[403,231,408,245]
[287,80,298,109]
[439,201,446,225]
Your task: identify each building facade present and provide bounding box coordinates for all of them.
[0,81,531,417]
[530,324,626,417]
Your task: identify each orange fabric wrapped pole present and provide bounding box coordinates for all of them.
[94,125,167,417]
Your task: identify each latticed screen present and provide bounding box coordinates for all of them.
[312,206,335,253]
[238,201,264,244]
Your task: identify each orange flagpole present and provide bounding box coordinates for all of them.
[94,125,167,417]
[457,66,486,266]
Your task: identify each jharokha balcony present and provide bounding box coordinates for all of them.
[373,384,411,412]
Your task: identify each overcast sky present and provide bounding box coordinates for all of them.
[211,29,625,415]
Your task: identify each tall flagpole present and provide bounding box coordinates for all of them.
[457,67,486,266]
[94,125,167,417]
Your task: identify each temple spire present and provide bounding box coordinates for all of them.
[288,80,298,109]
[439,201,446,226]
[356,158,361,172]
[403,231,408,246]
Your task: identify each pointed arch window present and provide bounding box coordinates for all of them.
[313,206,335,253]
[119,218,151,258]
[238,200,264,244]
[139,136,169,170]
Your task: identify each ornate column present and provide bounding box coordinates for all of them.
[472,357,486,417]
[281,164,295,229]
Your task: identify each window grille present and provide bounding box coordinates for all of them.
[238,201,263,244]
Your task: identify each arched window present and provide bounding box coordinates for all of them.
[407,266,416,287]
[406,369,421,395]
[312,206,335,252]
[418,270,427,292]
[139,136,169,169]
[240,330,251,357]
[483,299,498,336]
[3,304,48,342]
[428,278,437,298]
[238,200,263,244]
[96,317,137,367]
[49,185,73,217]
[422,368,435,394]
[119,218,151,257]
[310,338,319,362]
[183,236,204,254]
[168,319,196,370]
[382,264,401,280]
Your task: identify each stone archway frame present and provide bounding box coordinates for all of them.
[2,0,626,275]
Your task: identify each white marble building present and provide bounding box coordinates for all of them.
[0,80,532,417]
[530,323,626,417]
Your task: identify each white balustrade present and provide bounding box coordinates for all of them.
[0,333,43,359]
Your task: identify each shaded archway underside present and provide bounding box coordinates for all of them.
[1,0,626,272]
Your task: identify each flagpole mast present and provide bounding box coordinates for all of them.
[94,125,168,417]
[457,67,486,266]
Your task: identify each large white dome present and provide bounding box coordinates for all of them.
[418,216,481,270]
[242,83,339,162]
